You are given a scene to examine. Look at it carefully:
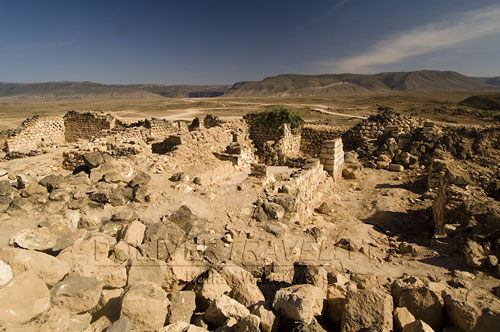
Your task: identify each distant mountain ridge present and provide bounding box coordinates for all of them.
[226,70,500,96]
[0,81,228,99]
[0,70,498,99]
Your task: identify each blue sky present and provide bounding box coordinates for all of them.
[1,0,499,84]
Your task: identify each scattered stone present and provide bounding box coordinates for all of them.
[51,275,104,313]
[9,227,58,251]
[273,284,326,324]
[0,247,69,286]
[250,303,277,332]
[121,220,145,247]
[389,164,404,172]
[166,290,196,324]
[402,320,435,332]
[463,240,487,268]
[104,317,132,332]
[263,202,285,220]
[340,289,393,332]
[83,151,103,169]
[394,306,416,331]
[121,281,170,331]
[0,260,13,286]
[187,268,232,311]
[204,294,250,327]
[316,202,331,214]
[234,314,261,332]
[0,271,50,324]
[128,171,151,187]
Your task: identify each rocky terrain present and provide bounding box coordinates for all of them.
[0,108,499,332]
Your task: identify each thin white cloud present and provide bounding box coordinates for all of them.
[306,0,352,26]
[327,4,500,73]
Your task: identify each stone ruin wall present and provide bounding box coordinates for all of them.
[286,159,331,215]
[319,138,344,181]
[4,115,65,153]
[299,124,344,157]
[64,111,117,142]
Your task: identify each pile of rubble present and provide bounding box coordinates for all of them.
[342,111,500,172]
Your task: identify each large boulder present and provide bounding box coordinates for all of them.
[340,289,393,332]
[394,307,416,331]
[0,260,13,286]
[127,259,173,290]
[9,227,58,251]
[166,290,196,324]
[0,271,50,324]
[397,286,444,331]
[234,314,260,332]
[250,303,278,332]
[402,320,435,332]
[120,281,170,331]
[187,268,231,311]
[51,275,103,313]
[273,284,326,324]
[121,220,145,247]
[204,294,250,327]
[442,288,500,332]
[0,247,69,286]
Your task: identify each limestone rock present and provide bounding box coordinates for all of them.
[128,171,151,187]
[402,320,435,332]
[0,260,13,286]
[273,284,326,324]
[121,220,145,247]
[340,289,393,332]
[127,259,173,289]
[263,202,285,220]
[395,307,416,331]
[398,286,444,331]
[51,275,103,313]
[250,303,277,332]
[325,285,346,325]
[0,271,50,324]
[9,227,58,251]
[442,288,500,332]
[83,152,103,169]
[293,262,328,291]
[234,314,260,332]
[0,247,69,286]
[104,317,132,332]
[166,291,196,324]
[463,240,487,268]
[204,294,250,327]
[187,268,231,311]
[120,281,170,331]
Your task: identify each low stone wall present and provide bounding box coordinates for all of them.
[319,138,344,180]
[4,115,65,153]
[244,114,292,149]
[64,111,116,142]
[300,124,344,157]
[62,151,85,171]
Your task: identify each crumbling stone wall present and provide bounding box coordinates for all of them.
[145,118,185,139]
[244,114,293,149]
[64,111,116,142]
[300,124,344,157]
[4,115,65,153]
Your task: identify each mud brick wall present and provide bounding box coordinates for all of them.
[5,115,65,153]
[300,124,344,157]
[64,111,116,142]
[319,139,344,180]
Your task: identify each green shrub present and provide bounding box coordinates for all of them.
[254,107,305,129]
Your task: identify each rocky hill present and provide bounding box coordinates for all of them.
[226,70,500,96]
[0,82,228,100]
[459,94,500,110]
